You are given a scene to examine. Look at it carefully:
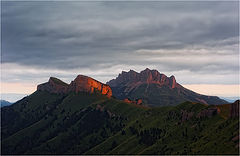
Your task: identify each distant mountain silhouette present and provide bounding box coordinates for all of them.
[107,68,227,106]
[0,100,12,107]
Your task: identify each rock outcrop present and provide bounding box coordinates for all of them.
[37,75,112,98]
[123,98,132,103]
[37,77,69,94]
[169,76,176,89]
[68,75,112,98]
[179,105,222,123]
[123,98,143,105]
[136,99,143,105]
[230,100,239,118]
[197,107,220,118]
[181,110,194,122]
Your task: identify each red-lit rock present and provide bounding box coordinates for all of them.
[169,75,176,89]
[38,75,112,98]
[123,98,143,105]
[124,98,132,103]
[137,99,143,105]
[68,75,112,98]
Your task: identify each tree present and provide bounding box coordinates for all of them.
[111,140,117,150]
[121,130,126,135]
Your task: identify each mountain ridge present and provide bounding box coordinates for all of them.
[1,91,238,154]
[37,69,227,106]
[37,75,112,98]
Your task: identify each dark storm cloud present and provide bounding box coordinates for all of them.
[1,1,239,84]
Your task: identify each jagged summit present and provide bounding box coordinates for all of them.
[107,68,179,89]
[107,68,227,106]
[37,75,112,97]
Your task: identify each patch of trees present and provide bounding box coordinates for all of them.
[129,126,138,135]
[111,140,117,150]
[166,111,180,120]
[138,128,163,146]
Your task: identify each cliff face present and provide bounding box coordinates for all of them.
[181,110,194,122]
[68,75,112,98]
[230,100,239,118]
[37,75,112,98]
[37,77,69,94]
[107,68,179,89]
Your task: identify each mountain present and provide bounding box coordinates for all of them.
[0,100,12,107]
[107,68,227,106]
[1,74,239,155]
[38,75,112,97]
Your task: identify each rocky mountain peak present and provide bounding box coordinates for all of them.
[37,75,112,97]
[68,75,112,97]
[37,77,69,94]
[107,68,179,88]
[107,68,227,106]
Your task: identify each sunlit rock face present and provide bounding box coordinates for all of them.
[37,77,69,94]
[123,98,143,105]
[37,75,112,98]
[68,75,112,98]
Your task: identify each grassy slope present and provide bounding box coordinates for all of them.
[1,91,64,139]
[1,92,239,155]
[1,91,146,154]
[86,102,239,155]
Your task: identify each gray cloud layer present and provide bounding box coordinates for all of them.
[1,1,239,84]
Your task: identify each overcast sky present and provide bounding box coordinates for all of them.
[1,1,239,99]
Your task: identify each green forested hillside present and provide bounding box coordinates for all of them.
[1,91,239,154]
